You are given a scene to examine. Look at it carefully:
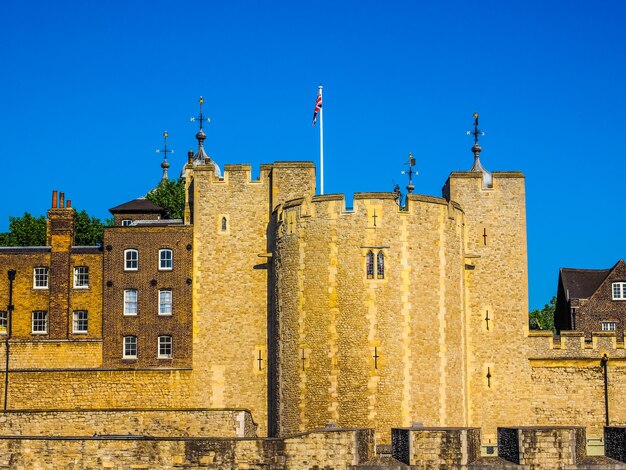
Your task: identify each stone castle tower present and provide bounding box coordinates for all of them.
[180,114,528,442]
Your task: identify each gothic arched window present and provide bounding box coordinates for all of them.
[221,217,227,231]
[366,251,375,279]
[377,251,385,279]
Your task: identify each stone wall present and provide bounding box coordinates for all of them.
[274,193,467,442]
[527,331,626,437]
[498,426,586,467]
[391,427,481,467]
[0,428,373,470]
[0,409,256,438]
[0,369,195,410]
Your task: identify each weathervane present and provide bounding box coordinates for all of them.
[401,153,417,194]
[155,131,173,182]
[466,112,485,146]
[156,131,174,161]
[190,96,211,131]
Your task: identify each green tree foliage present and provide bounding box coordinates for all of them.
[529,296,556,333]
[146,178,185,220]
[0,210,107,247]
[74,210,105,246]
[0,213,47,246]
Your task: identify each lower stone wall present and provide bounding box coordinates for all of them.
[0,428,375,470]
[0,340,102,369]
[0,369,197,410]
[0,409,256,438]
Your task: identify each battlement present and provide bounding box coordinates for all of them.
[528,330,626,362]
[192,160,315,185]
[277,191,462,221]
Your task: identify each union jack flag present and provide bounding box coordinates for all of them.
[312,88,322,125]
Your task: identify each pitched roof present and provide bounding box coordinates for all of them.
[560,267,610,300]
[109,197,165,214]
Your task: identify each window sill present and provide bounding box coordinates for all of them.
[124,269,139,272]
[72,331,88,335]
[32,287,49,290]
[122,357,137,360]
[158,313,173,317]
[123,314,138,317]
[158,356,173,360]
[31,332,48,335]
[158,268,173,272]
[73,286,90,290]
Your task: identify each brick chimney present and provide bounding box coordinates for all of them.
[46,190,76,338]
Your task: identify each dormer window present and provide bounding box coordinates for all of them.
[122,219,132,226]
[612,282,626,300]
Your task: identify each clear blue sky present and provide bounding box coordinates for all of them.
[1,1,625,310]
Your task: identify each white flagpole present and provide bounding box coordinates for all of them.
[319,85,324,195]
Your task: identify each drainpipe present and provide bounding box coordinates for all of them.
[600,354,609,426]
[3,269,16,412]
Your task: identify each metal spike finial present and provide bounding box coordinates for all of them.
[155,131,173,182]
[190,96,211,131]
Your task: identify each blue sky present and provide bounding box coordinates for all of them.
[1,1,625,310]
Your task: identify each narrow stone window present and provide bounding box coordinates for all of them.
[376,251,385,279]
[366,251,375,279]
[221,217,227,231]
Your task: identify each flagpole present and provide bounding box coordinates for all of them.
[319,85,324,195]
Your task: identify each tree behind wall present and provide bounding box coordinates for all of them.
[529,296,556,333]
[0,210,106,247]
[146,178,185,220]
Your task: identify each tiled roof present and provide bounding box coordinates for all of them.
[560,267,610,300]
[109,197,165,214]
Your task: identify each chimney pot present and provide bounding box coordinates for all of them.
[59,192,65,208]
[66,200,72,208]
[52,190,58,209]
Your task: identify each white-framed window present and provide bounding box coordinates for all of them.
[123,336,137,358]
[33,267,49,289]
[0,311,7,334]
[612,282,626,300]
[32,310,48,334]
[158,289,173,315]
[122,219,132,226]
[73,266,89,288]
[73,310,88,334]
[602,321,617,331]
[124,289,138,315]
[158,335,172,359]
[159,249,173,270]
[124,249,138,271]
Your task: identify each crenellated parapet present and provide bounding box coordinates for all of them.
[528,331,626,363]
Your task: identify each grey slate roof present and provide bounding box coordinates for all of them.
[560,267,611,300]
[109,197,165,214]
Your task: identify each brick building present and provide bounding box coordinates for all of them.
[555,260,626,337]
